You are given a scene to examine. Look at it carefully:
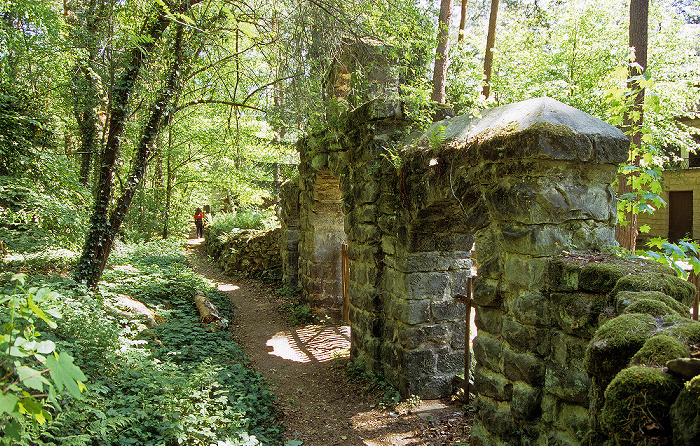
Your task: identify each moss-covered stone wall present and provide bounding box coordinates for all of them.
[279,97,700,444]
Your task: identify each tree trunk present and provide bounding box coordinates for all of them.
[74,11,179,287]
[615,0,649,252]
[431,0,452,104]
[458,0,468,42]
[162,130,173,239]
[482,0,500,99]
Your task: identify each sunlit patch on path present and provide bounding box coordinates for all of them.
[267,325,351,363]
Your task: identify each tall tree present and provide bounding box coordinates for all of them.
[73,1,194,287]
[615,0,649,251]
[432,0,452,103]
[482,0,500,99]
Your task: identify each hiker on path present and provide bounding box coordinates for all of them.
[194,207,204,238]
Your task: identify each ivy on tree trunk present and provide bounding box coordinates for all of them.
[74,5,187,287]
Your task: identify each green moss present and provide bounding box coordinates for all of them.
[659,319,700,345]
[624,299,678,317]
[586,313,658,385]
[579,262,629,292]
[670,375,700,445]
[611,273,696,306]
[601,366,681,445]
[616,291,690,318]
[630,335,690,367]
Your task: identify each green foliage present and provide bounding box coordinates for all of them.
[0,274,86,443]
[0,175,91,250]
[2,239,282,444]
[639,238,700,278]
[0,85,54,177]
[208,209,276,235]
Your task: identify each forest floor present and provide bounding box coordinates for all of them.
[185,235,473,445]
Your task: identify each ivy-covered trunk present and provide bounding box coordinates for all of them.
[74,9,183,287]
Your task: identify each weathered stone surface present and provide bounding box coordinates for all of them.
[474,366,513,401]
[473,333,504,374]
[511,382,541,420]
[502,349,545,386]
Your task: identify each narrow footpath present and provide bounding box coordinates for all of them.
[186,235,471,445]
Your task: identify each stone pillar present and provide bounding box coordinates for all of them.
[279,179,300,289]
[461,98,628,445]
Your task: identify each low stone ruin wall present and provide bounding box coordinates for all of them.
[471,253,700,445]
[203,227,281,279]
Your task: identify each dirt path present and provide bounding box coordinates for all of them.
[186,236,471,445]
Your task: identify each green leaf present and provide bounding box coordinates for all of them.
[4,419,21,440]
[662,242,685,258]
[35,340,55,354]
[639,224,650,233]
[0,392,19,416]
[46,352,87,398]
[16,365,50,392]
[27,294,57,329]
[679,240,699,255]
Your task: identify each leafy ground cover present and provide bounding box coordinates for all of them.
[1,234,282,445]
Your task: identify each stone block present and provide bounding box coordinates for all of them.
[511,382,542,420]
[474,305,504,335]
[544,364,590,405]
[431,298,466,321]
[403,374,452,400]
[473,333,504,374]
[437,348,465,374]
[507,292,551,327]
[403,347,437,377]
[407,272,449,300]
[502,349,545,386]
[501,316,541,353]
[472,277,503,307]
[503,255,549,290]
[549,292,601,337]
[474,365,513,401]
[397,324,426,349]
[392,298,430,325]
[474,394,516,439]
[423,324,450,346]
[449,270,472,296]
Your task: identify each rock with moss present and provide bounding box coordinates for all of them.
[670,375,700,446]
[630,335,690,367]
[585,313,658,386]
[611,273,696,306]
[616,290,690,318]
[658,318,700,345]
[601,366,681,445]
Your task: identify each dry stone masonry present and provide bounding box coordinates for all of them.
[272,97,700,445]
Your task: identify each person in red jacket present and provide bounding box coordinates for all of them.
[194,207,204,238]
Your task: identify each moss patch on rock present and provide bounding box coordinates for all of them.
[624,299,679,317]
[585,313,658,385]
[659,318,700,345]
[611,273,696,306]
[630,335,690,367]
[616,290,690,318]
[601,366,681,445]
[670,375,700,446]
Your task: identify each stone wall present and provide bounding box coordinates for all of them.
[203,226,281,279]
[279,97,700,444]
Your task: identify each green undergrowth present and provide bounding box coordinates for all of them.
[1,237,282,445]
